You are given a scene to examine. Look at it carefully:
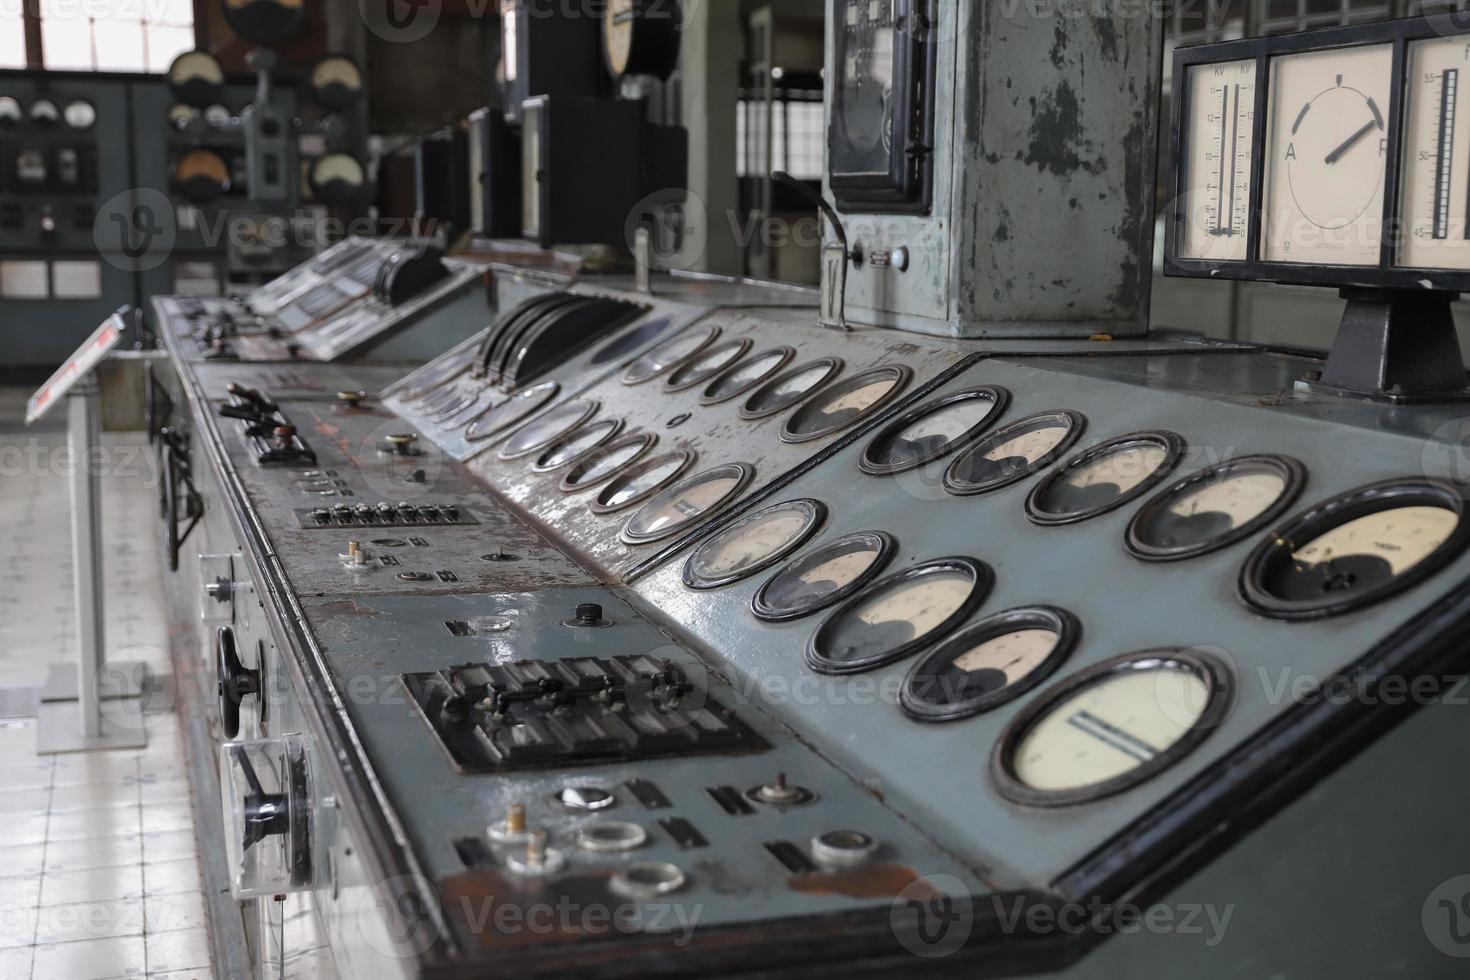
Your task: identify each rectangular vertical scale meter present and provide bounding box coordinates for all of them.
[1178,58,1257,262]
[1400,36,1470,269]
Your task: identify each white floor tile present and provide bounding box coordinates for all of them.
[42,835,142,874]
[144,926,211,974]
[32,898,145,945]
[32,933,145,980]
[39,865,143,907]
[143,892,206,935]
[141,859,200,898]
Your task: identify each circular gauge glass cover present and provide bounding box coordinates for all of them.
[621,462,755,544]
[753,530,896,622]
[63,99,96,130]
[1239,478,1470,620]
[308,54,364,111]
[701,346,795,404]
[403,350,477,401]
[1025,431,1186,526]
[591,450,695,513]
[0,98,21,128]
[993,650,1232,806]
[901,607,1079,723]
[1127,455,1306,562]
[862,386,1010,476]
[430,389,488,425]
[781,365,910,443]
[463,381,559,442]
[167,50,225,107]
[806,558,994,675]
[944,411,1087,496]
[740,357,843,420]
[498,399,598,460]
[664,338,752,392]
[622,325,719,385]
[683,498,826,589]
[533,418,623,472]
[561,433,658,493]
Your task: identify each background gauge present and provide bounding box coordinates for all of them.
[944,411,1086,496]
[603,0,682,81]
[498,399,598,460]
[307,54,364,111]
[900,607,1079,723]
[167,50,225,108]
[174,149,230,203]
[739,357,843,420]
[63,99,96,131]
[590,450,695,514]
[0,97,20,129]
[533,418,624,473]
[622,325,720,385]
[402,349,478,401]
[463,381,558,442]
[28,98,58,126]
[560,432,657,493]
[203,104,231,127]
[700,346,795,404]
[1025,431,1186,526]
[308,153,368,207]
[1178,58,1256,261]
[861,386,1010,476]
[621,463,756,545]
[1240,478,1470,619]
[589,316,672,366]
[1127,454,1306,562]
[683,499,826,590]
[780,365,911,443]
[806,558,993,676]
[1262,44,1393,265]
[1399,36,1470,269]
[992,649,1233,806]
[664,338,752,392]
[752,530,896,622]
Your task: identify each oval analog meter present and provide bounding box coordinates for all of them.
[664,338,752,392]
[532,418,624,473]
[806,558,993,676]
[992,649,1233,806]
[944,411,1087,496]
[901,607,1080,723]
[1239,478,1470,619]
[498,399,598,460]
[463,381,559,442]
[752,530,896,623]
[862,386,1010,476]
[700,346,795,405]
[561,432,658,494]
[1025,431,1186,526]
[621,462,755,545]
[780,365,910,443]
[739,357,843,420]
[590,450,696,514]
[1127,454,1306,561]
[683,499,826,590]
[621,325,720,385]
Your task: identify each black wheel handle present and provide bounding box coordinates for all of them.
[217,626,261,740]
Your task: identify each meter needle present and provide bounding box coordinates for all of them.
[1324,118,1379,165]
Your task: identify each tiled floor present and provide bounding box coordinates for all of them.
[0,388,213,979]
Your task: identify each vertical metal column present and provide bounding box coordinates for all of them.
[68,377,104,739]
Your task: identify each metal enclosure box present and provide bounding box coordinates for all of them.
[826,2,1162,338]
[520,96,645,248]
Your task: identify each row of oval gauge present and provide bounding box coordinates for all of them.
[0,96,96,131]
[408,319,1470,806]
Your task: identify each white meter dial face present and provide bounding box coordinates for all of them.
[1400,37,1470,269]
[1179,58,1257,262]
[1262,44,1393,266]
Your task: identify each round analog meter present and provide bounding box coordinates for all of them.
[806,558,994,676]
[590,450,695,514]
[1239,478,1470,620]
[498,399,598,460]
[683,499,826,590]
[622,325,720,385]
[1025,431,1186,526]
[861,386,1010,476]
[901,607,1079,723]
[28,99,58,126]
[664,338,752,392]
[944,411,1087,496]
[561,432,658,493]
[464,381,559,442]
[752,530,896,622]
[621,463,755,545]
[63,100,96,131]
[309,153,367,207]
[307,54,364,111]
[700,346,795,405]
[1127,455,1306,562]
[175,149,230,203]
[992,649,1233,806]
[603,0,682,81]
[167,50,225,108]
[739,357,843,420]
[0,98,21,129]
[780,365,911,443]
[203,104,231,127]
[533,418,624,473]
